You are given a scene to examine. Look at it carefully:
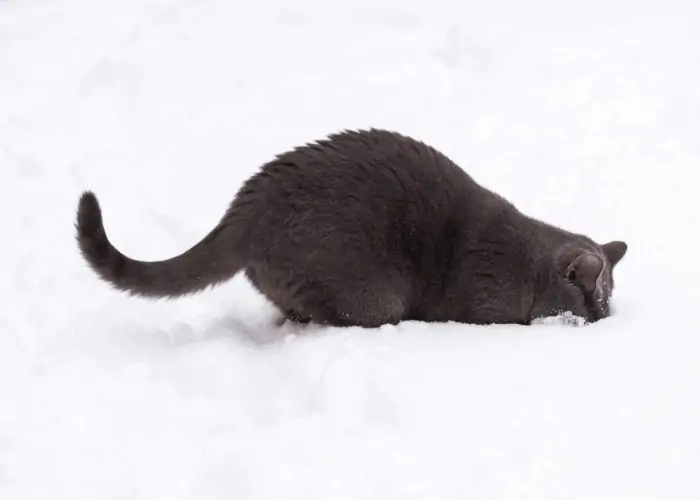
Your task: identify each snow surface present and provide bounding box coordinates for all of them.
[2,0,700,498]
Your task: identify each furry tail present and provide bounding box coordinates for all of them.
[75,191,246,298]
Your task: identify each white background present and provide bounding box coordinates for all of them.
[1,0,698,498]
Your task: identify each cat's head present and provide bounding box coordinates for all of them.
[530,239,628,325]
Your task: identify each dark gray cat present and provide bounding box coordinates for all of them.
[76,128,627,327]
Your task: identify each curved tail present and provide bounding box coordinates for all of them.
[75,191,246,298]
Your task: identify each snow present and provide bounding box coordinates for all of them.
[1,0,699,498]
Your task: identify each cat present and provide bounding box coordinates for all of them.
[75,128,627,327]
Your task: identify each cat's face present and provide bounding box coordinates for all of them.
[530,240,627,324]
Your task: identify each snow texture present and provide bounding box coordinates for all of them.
[1,0,699,498]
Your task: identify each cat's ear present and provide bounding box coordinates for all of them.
[565,253,604,294]
[601,241,627,267]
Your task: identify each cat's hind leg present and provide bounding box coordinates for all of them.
[298,284,410,328]
[247,265,411,328]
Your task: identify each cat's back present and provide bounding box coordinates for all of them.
[254,129,475,206]
[234,129,491,263]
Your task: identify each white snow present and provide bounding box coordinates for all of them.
[1,0,699,498]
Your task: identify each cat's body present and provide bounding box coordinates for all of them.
[76,128,627,327]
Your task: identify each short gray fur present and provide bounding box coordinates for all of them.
[75,128,627,327]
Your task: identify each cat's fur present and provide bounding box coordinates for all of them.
[76,128,627,327]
